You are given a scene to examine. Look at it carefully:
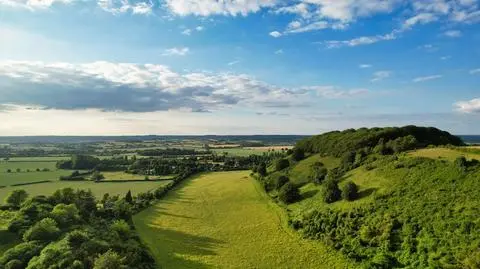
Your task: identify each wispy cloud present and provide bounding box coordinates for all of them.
[443,30,462,38]
[227,60,241,66]
[413,75,442,83]
[162,47,190,56]
[440,56,451,60]
[371,71,391,82]
[359,64,372,69]
[324,30,398,48]
[181,29,192,35]
[470,68,480,74]
[274,49,284,54]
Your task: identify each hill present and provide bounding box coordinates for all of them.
[255,126,479,268]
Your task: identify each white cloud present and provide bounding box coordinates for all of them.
[274,49,284,54]
[163,0,276,16]
[195,26,204,31]
[412,75,442,82]
[402,13,438,29]
[0,0,71,9]
[98,0,153,15]
[469,68,480,74]
[359,64,372,68]
[324,30,398,48]
[371,71,391,82]
[227,60,241,66]
[454,98,480,113]
[269,31,282,38]
[181,29,192,35]
[162,47,190,56]
[440,55,451,60]
[306,86,370,98]
[443,29,462,37]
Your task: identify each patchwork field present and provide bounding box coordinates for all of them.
[0,161,76,186]
[133,171,353,269]
[0,180,172,201]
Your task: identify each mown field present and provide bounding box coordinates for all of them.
[0,180,172,201]
[133,171,354,269]
[0,160,76,186]
[102,171,176,181]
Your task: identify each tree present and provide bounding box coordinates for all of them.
[311,163,328,184]
[257,163,267,177]
[92,171,105,182]
[125,190,133,204]
[16,168,21,173]
[51,203,80,227]
[93,250,126,269]
[292,148,305,161]
[275,159,290,171]
[23,218,60,242]
[275,175,289,190]
[5,190,28,208]
[278,183,300,204]
[341,181,359,201]
[322,179,341,203]
[5,259,23,269]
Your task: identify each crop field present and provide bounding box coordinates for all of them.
[133,171,353,269]
[408,147,480,161]
[0,180,172,201]
[102,171,176,181]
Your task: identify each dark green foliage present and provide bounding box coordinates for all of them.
[4,259,23,269]
[454,156,468,172]
[278,183,300,204]
[257,163,267,177]
[0,242,43,267]
[311,164,328,184]
[275,158,290,171]
[22,218,60,242]
[296,126,464,157]
[341,151,356,170]
[93,250,126,269]
[291,148,305,161]
[322,179,341,203]
[4,190,28,208]
[125,190,133,204]
[341,181,358,201]
[274,175,289,190]
[91,171,105,182]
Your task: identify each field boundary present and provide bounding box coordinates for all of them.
[10,180,52,187]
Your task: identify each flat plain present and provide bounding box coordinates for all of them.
[133,171,353,269]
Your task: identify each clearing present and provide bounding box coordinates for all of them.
[133,171,353,269]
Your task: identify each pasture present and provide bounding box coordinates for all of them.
[102,171,175,181]
[0,180,172,201]
[133,171,353,269]
[0,160,74,186]
[408,147,480,161]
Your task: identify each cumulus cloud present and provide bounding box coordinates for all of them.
[162,47,190,56]
[98,0,153,15]
[0,0,71,9]
[371,71,391,82]
[455,98,480,113]
[163,0,276,16]
[269,31,282,38]
[413,75,442,82]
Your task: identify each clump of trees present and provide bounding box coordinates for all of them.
[275,159,290,171]
[341,181,358,201]
[322,179,341,203]
[278,183,300,204]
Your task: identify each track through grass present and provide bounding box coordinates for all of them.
[133,171,353,269]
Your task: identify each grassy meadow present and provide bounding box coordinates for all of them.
[0,160,75,186]
[408,147,480,161]
[133,171,354,269]
[102,171,175,181]
[0,180,172,201]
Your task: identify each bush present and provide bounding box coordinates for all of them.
[312,166,328,184]
[94,250,127,269]
[4,190,28,208]
[92,171,105,182]
[257,163,267,177]
[278,183,300,204]
[275,175,289,190]
[5,259,23,269]
[341,181,358,201]
[454,156,468,172]
[23,218,60,242]
[322,179,341,203]
[275,159,290,171]
[291,148,305,161]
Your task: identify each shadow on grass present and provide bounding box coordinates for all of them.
[145,225,224,269]
[358,188,377,199]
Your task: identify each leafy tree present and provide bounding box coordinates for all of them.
[274,175,290,190]
[312,164,328,184]
[278,183,300,204]
[5,190,28,208]
[125,190,133,204]
[275,159,290,171]
[257,163,267,177]
[5,259,23,269]
[92,171,105,182]
[93,250,126,269]
[16,168,21,173]
[322,179,341,203]
[111,219,130,239]
[0,242,43,267]
[6,169,11,173]
[341,181,359,201]
[23,218,60,242]
[291,148,305,161]
[50,203,80,227]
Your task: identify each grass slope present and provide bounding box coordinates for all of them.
[0,180,172,201]
[133,171,354,269]
[289,154,339,185]
[102,171,175,181]
[408,147,480,161]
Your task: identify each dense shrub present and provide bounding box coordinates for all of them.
[322,179,341,203]
[278,183,300,204]
[4,190,28,208]
[291,148,305,161]
[275,159,290,171]
[341,181,358,201]
[23,218,60,242]
[257,163,267,177]
[274,175,290,190]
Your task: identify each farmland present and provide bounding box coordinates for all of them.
[133,171,353,269]
[0,180,171,201]
[0,160,74,186]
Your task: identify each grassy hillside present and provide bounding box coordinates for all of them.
[275,148,480,268]
[408,147,480,161]
[134,171,355,269]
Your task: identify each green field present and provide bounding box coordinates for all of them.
[212,147,273,157]
[0,180,172,201]
[102,171,175,181]
[0,160,77,186]
[133,171,353,269]
[408,147,480,161]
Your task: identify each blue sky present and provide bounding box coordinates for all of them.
[0,0,479,135]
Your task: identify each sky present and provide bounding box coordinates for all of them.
[0,0,479,135]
